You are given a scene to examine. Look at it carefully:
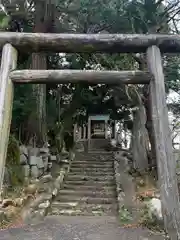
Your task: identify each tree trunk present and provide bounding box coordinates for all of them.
[143,85,157,167]
[132,103,149,171]
[31,0,55,146]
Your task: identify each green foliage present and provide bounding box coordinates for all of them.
[140,203,163,231]
[6,135,20,166]
[6,135,24,186]
[119,206,133,223]
[7,166,24,186]
[0,13,10,30]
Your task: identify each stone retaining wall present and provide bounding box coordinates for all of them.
[20,145,52,180]
[0,143,75,225]
[21,151,75,224]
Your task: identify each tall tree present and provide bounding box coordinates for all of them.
[31,0,55,146]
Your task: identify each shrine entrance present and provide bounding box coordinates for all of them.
[87,114,109,151]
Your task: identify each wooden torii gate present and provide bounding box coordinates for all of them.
[0,33,180,238]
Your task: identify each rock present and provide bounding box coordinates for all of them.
[20,145,28,156]
[40,174,52,183]
[52,188,58,196]
[31,165,39,178]
[23,165,30,177]
[30,194,51,208]
[39,147,49,153]
[23,195,35,205]
[138,179,145,187]
[43,157,49,171]
[28,147,39,156]
[69,152,75,161]
[38,200,50,209]
[154,192,160,199]
[29,156,38,166]
[111,139,117,148]
[39,168,44,176]
[61,159,69,164]
[50,155,57,161]
[37,186,48,193]
[4,206,18,219]
[24,177,29,185]
[24,184,38,195]
[20,154,28,165]
[76,142,84,152]
[36,156,44,168]
[2,198,15,208]
[48,162,52,169]
[30,179,40,184]
[14,198,24,207]
[148,198,163,221]
[21,208,33,223]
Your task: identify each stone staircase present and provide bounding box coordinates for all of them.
[49,152,118,216]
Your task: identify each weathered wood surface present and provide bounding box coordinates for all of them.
[0,44,17,197]
[10,70,151,84]
[146,45,180,239]
[132,104,149,171]
[0,32,180,53]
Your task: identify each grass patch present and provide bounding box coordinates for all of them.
[119,206,133,224]
[139,203,164,232]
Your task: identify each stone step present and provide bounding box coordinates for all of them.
[49,208,116,216]
[56,195,117,204]
[62,184,116,191]
[64,180,115,186]
[71,163,113,168]
[70,166,114,171]
[74,156,113,159]
[66,175,115,181]
[51,202,117,211]
[50,203,117,216]
[75,153,112,158]
[59,189,116,198]
[70,167,114,172]
[72,160,113,163]
[72,160,113,164]
[68,171,114,177]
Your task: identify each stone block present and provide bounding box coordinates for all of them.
[29,156,39,166]
[76,142,84,152]
[148,198,163,222]
[40,174,52,183]
[2,199,14,208]
[23,165,30,178]
[28,147,39,157]
[39,147,49,154]
[43,157,49,171]
[52,188,58,196]
[48,162,52,169]
[50,155,57,161]
[31,166,39,178]
[20,145,28,156]
[38,169,44,177]
[24,184,38,195]
[36,156,44,169]
[20,154,28,165]
[38,200,50,209]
